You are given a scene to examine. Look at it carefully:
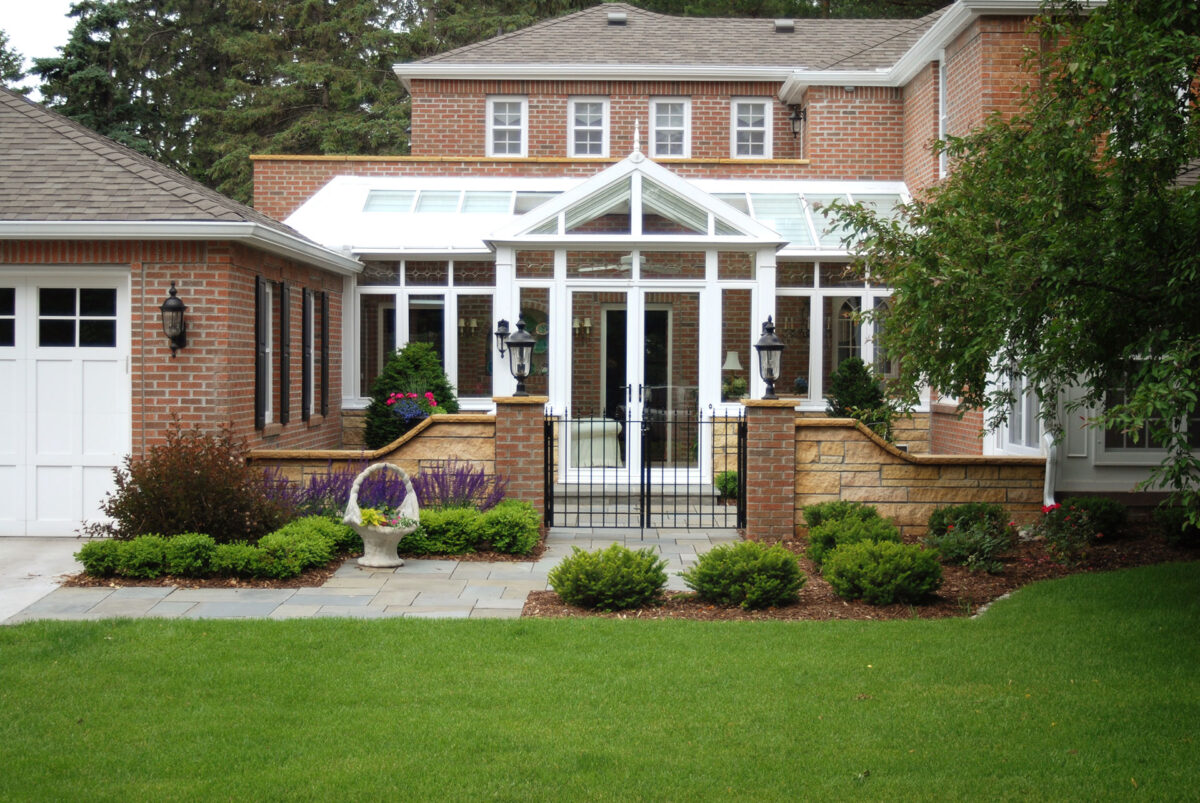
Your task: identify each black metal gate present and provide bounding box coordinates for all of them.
[544,407,746,530]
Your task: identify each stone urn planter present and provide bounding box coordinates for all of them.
[341,462,420,568]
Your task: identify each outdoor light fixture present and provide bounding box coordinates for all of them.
[572,317,594,338]
[160,282,187,357]
[504,318,537,396]
[583,317,592,335]
[459,318,479,336]
[721,350,743,372]
[754,316,785,399]
[788,105,806,138]
[494,318,510,357]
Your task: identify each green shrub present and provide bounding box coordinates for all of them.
[714,471,739,501]
[273,516,360,554]
[211,542,262,577]
[826,357,894,440]
[548,544,668,612]
[164,533,216,576]
[75,540,124,577]
[806,515,900,568]
[81,424,285,543]
[409,507,481,554]
[927,503,1008,538]
[824,540,943,604]
[1032,497,1127,565]
[1061,496,1127,538]
[802,500,880,530]
[256,530,333,579]
[680,541,805,610]
[923,521,1012,574]
[1154,504,1200,547]
[364,342,460,450]
[118,535,168,579]
[476,500,540,554]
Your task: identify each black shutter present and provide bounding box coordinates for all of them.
[279,281,291,425]
[254,276,267,430]
[302,288,313,422]
[320,291,329,417]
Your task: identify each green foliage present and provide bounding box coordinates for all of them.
[164,533,216,577]
[714,471,739,501]
[405,507,480,554]
[806,516,901,568]
[118,535,168,579]
[547,544,668,611]
[0,29,29,94]
[923,521,1012,574]
[74,540,124,577]
[1155,503,1200,548]
[256,529,333,580]
[1031,497,1126,565]
[831,0,1200,525]
[211,542,264,578]
[275,516,362,554]
[1060,496,1128,539]
[927,503,1008,538]
[823,540,943,604]
[81,424,285,544]
[826,357,884,416]
[364,343,460,450]
[680,541,805,610]
[475,500,540,555]
[801,500,880,530]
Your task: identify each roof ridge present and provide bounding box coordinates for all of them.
[419,3,660,64]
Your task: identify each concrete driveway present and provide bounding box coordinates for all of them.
[0,538,84,623]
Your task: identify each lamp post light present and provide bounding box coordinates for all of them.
[788,105,806,138]
[160,282,187,357]
[494,318,510,357]
[504,318,536,396]
[754,316,785,400]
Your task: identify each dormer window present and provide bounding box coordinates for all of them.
[731,99,772,158]
[650,98,690,158]
[488,96,527,157]
[569,97,609,157]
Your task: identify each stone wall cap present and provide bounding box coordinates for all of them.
[795,416,1046,465]
[248,413,496,461]
[742,399,799,409]
[493,396,550,405]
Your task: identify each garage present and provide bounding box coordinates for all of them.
[0,274,129,536]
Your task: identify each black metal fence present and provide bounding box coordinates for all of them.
[544,407,746,530]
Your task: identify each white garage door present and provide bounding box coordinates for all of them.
[0,274,130,536]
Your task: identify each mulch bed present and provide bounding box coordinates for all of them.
[521,528,1195,621]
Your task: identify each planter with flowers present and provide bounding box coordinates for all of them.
[342,462,420,568]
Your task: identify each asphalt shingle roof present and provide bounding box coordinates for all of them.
[0,86,296,234]
[416,3,946,71]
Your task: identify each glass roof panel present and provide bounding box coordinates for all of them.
[462,191,513,213]
[415,191,461,213]
[363,190,415,212]
[515,191,560,214]
[714,193,750,214]
[848,193,904,221]
[641,178,707,234]
[749,194,812,247]
[563,177,631,233]
[530,218,559,235]
[804,193,850,247]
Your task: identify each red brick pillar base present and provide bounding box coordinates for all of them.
[743,400,797,542]
[494,396,549,526]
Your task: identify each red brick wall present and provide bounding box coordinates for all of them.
[0,239,345,458]
[902,63,941,195]
[801,85,905,180]
[930,402,985,455]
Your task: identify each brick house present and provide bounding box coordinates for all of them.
[0,87,361,535]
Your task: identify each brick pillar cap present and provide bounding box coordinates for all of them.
[742,399,799,409]
[493,396,549,405]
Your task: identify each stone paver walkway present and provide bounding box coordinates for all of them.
[3,528,739,623]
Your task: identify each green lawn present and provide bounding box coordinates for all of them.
[2,563,1198,801]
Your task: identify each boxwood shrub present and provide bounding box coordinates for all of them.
[548,544,667,611]
[475,499,540,555]
[680,541,805,610]
[75,539,124,577]
[163,533,216,576]
[211,542,264,577]
[802,500,880,530]
[823,540,943,605]
[118,535,169,579]
[806,515,901,568]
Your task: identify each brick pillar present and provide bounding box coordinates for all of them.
[743,400,797,542]
[493,396,549,526]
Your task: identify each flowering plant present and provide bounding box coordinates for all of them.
[358,505,416,529]
[385,390,438,424]
[1031,502,1097,565]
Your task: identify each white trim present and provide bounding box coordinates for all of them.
[650,97,691,159]
[397,63,799,89]
[487,96,528,158]
[568,96,610,158]
[730,98,773,160]
[0,221,362,276]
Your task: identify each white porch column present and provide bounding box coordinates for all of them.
[751,247,777,400]
[493,246,517,398]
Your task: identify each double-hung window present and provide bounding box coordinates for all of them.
[569,97,608,157]
[488,96,527,157]
[650,98,690,158]
[731,98,771,158]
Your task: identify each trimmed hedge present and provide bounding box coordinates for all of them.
[823,540,943,604]
[802,500,880,530]
[548,544,667,612]
[399,500,541,557]
[806,515,901,569]
[476,500,541,554]
[680,541,805,610]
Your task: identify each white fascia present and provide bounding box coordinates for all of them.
[0,221,363,276]
[396,63,797,90]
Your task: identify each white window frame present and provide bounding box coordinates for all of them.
[650,98,691,158]
[568,97,609,158]
[487,96,528,158]
[730,98,773,159]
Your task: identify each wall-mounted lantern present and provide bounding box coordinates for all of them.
[754,316,785,399]
[504,318,537,396]
[160,282,187,357]
[494,318,510,357]
[788,105,806,138]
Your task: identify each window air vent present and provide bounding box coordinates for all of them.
[607,11,627,25]
[774,19,794,33]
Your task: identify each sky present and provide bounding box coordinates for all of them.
[1,0,77,71]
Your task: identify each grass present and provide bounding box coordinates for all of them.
[1,562,1198,801]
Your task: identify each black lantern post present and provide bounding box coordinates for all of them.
[160,282,187,357]
[754,316,785,399]
[494,318,510,357]
[504,318,537,396]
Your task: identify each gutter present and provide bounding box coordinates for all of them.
[394,63,798,90]
[0,220,363,276]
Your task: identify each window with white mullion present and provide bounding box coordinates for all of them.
[487,97,527,157]
[650,98,690,158]
[731,99,771,158]
[569,98,608,157]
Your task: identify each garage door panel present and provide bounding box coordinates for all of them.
[82,358,125,455]
[0,357,19,460]
[0,464,21,533]
[34,359,76,456]
[82,466,116,525]
[35,465,77,523]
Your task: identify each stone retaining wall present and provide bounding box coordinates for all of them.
[795,418,1045,538]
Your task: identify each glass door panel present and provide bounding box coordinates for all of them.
[568,289,627,470]
[642,291,700,470]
